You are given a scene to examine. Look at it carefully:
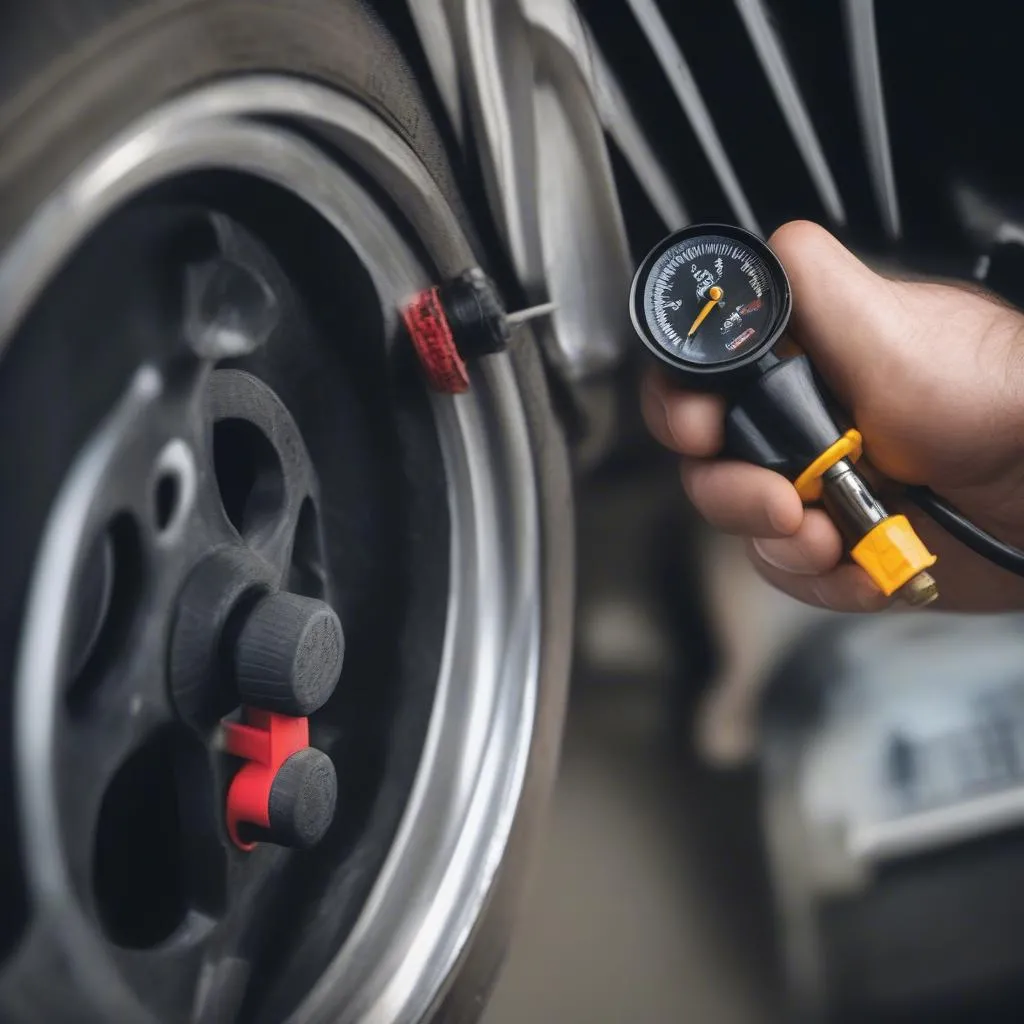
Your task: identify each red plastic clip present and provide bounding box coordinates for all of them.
[402,286,470,394]
[223,709,309,851]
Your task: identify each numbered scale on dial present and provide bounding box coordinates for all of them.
[630,223,792,377]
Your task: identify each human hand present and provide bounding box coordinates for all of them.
[641,220,1024,613]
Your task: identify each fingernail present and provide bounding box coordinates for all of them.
[767,497,801,536]
[752,537,817,576]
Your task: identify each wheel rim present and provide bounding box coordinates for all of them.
[0,78,540,1024]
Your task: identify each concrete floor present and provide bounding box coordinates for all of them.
[484,518,822,1024]
[483,692,780,1024]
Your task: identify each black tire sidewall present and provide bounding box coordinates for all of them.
[0,0,463,245]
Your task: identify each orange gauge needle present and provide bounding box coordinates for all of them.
[686,285,724,338]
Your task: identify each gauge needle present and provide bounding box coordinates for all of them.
[686,286,724,338]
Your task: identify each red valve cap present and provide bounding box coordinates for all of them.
[402,286,470,394]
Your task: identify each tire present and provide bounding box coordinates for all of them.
[0,2,574,1020]
[0,0,466,243]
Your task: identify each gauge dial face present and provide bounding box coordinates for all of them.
[630,226,791,373]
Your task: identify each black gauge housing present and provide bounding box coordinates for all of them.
[630,223,792,380]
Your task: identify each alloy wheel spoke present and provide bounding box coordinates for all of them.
[205,368,319,584]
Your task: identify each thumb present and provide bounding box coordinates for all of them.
[767,220,905,412]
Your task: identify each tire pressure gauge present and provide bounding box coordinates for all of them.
[631,224,939,606]
[631,223,791,374]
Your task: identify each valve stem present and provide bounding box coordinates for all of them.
[505,301,557,326]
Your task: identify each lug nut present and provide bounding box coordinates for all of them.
[233,591,345,717]
[267,747,338,849]
[223,710,338,851]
